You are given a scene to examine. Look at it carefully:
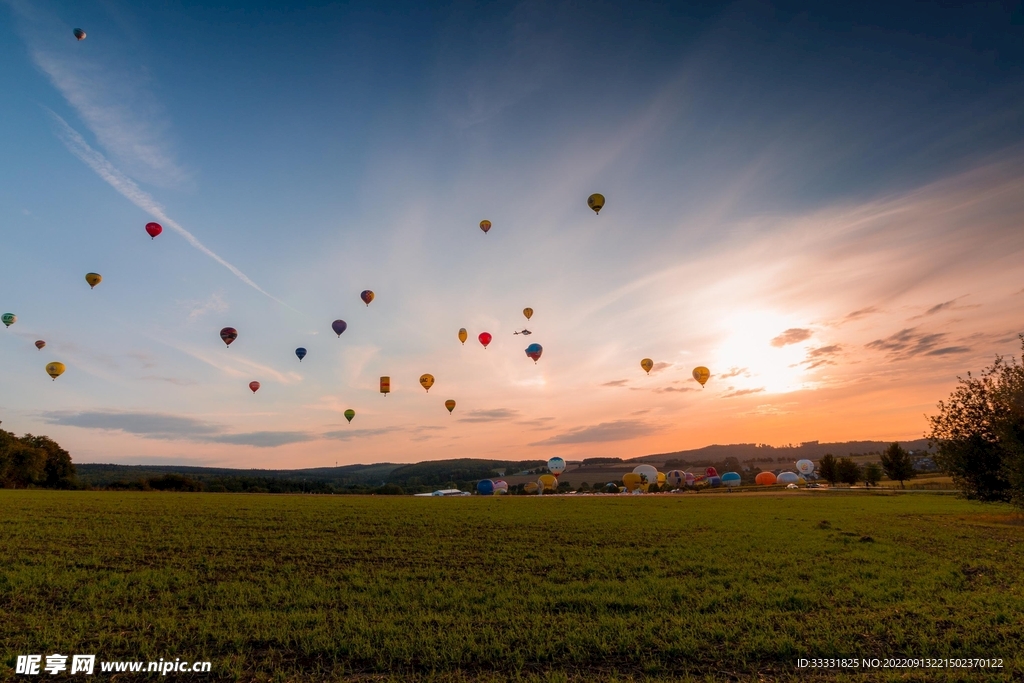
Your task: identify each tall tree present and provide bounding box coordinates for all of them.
[863,462,883,487]
[818,454,838,485]
[880,442,916,489]
[836,458,861,486]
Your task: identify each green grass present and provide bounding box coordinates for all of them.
[1,491,1022,682]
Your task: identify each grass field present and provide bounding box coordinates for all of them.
[1,491,1022,682]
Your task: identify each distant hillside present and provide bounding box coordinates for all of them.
[76,462,401,487]
[630,439,932,465]
[384,459,546,487]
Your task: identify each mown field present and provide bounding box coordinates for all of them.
[1,491,1022,682]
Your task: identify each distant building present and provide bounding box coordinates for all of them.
[913,457,937,471]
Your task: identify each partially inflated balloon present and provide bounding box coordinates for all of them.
[445,399,456,414]
[73,28,86,40]
[755,471,777,485]
[524,482,538,494]
[458,328,468,345]
[641,358,653,374]
[477,479,494,495]
[721,472,741,487]
[478,332,492,349]
[493,480,508,494]
[587,193,605,214]
[419,374,435,392]
[249,381,260,394]
[796,459,815,476]
[344,409,355,423]
[666,470,684,487]
[220,327,238,347]
[538,474,557,492]
[46,362,65,380]
[380,376,390,395]
[777,471,799,485]
[633,465,658,488]
[622,472,643,492]
[705,466,719,478]
[547,457,566,477]
[360,290,374,306]
[523,307,533,321]
[692,366,710,387]
[295,347,307,362]
[145,222,162,239]
[332,320,347,337]
[1,313,15,328]
[479,220,491,234]
[35,340,46,350]
[525,343,542,363]
[85,273,102,289]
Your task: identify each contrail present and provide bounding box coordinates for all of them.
[47,109,298,311]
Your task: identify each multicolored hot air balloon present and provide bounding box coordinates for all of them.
[547,457,566,478]
[73,28,86,40]
[478,332,492,349]
[1,313,15,328]
[220,327,238,347]
[85,273,102,289]
[755,471,777,485]
[332,320,347,337]
[641,358,654,374]
[419,374,434,392]
[145,222,162,239]
[523,307,533,321]
[633,464,658,489]
[493,480,508,494]
[796,459,815,476]
[458,328,468,345]
[587,193,605,214]
[360,290,374,306]
[249,381,260,394]
[721,472,742,487]
[684,472,696,486]
[479,220,491,234]
[344,409,355,423]
[692,366,710,387]
[525,343,542,363]
[295,348,307,362]
[666,470,684,487]
[380,376,390,396]
[35,340,46,350]
[477,479,495,495]
[45,362,65,380]
[445,399,456,414]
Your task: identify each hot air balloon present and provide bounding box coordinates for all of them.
[478,332,492,349]
[35,340,46,350]
[477,479,495,496]
[538,474,557,492]
[777,472,800,485]
[73,28,86,40]
[85,273,102,289]
[524,482,539,494]
[249,381,260,394]
[479,220,491,234]
[705,466,719,478]
[633,464,658,489]
[145,222,162,239]
[380,376,390,396]
[622,472,643,492]
[295,347,307,362]
[332,320,347,337]
[219,327,238,347]
[796,459,815,476]
[684,472,696,486]
[547,457,566,478]
[458,328,468,345]
[523,307,533,321]
[666,470,684,487]
[692,366,710,387]
[493,480,508,494]
[707,476,722,487]
[640,358,653,374]
[344,409,355,423]
[587,193,605,214]
[721,472,741,487]
[755,471,777,485]
[525,343,542,363]
[1,313,15,328]
[419,374,435,392]
[45,362,65,380]
[360,290,374,306]
[445,399,456,414]
[657,472,667,487]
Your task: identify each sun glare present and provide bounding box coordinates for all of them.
[711,310,815,394]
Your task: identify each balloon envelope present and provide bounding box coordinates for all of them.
[705,466,719,478]
[445,399,456,414]
[479,220,491,233]
[633,464,658,486]
[295,347,306,361]
[419,374,435,392]
[380,376,390,395]
[692,366,710,386]
[73,28,86,40]
[344,409,355,423]
[796,459,815,475]
[755,471,777,485]
[666,470,684,487]
[35,340,46,350]
[547,457,566,476]
[145,222,162,239]
[640,358,653,374]
[622,472,643,492]
[85,273,102,288]
[587,193,605,214]
[493,480,508,494]
[523,307,533,320]
[684,472,696,485]
[219,327,238,347]
[360,290,374,306]
[477,479,495,495]
[707,476,722,487]
[478,332,492,348]
[777,471,800,484]
[525,343,542,362]
[538,474,558,491]
[45,362,65,380]
[332,320,347,337]
[249,381,260,393]
[458,328,467,344]
[721,472,742,487]
[1,313,15,328]
[524,482,539,493]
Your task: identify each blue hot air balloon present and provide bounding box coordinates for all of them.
[707,476,722,487]
[295,347,307,362]
[525,343,543,363]
[332,320,347,337]
[721,472,742,487]
[477,479,495,496]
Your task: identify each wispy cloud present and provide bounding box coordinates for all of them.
[181,292,229,322]
[721,387,765,398]
[798,345,842,369]
[459,408,520,423]
[531,420,656,445]
[602,379,629,387]
[717,366,749,379]
[770,328,813,347]
[322,428,392,440]
[865,327,969,360]
[910,296,980,320]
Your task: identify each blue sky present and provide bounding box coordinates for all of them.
[2,0,1023,467]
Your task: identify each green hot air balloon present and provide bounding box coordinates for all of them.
[1,313,15,328]
[344,409,355,424]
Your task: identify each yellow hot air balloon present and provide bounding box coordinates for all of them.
[622,472,643,492]
[587,193,605,214]
[45,362,66,380]
[692,366,710,387]
[445,399,456,414]
[380,376,390,396]
[640,358,654,374]
[419,374,435,392]
[538,474,557,492]
[523,307,533,321]
[85,273,102,289]
[458,328,468,345]
[524,482,539,494]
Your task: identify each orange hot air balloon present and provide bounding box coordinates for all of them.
[361,290,374,306]
[249,381,260,394]
[380,376,390,396]
[640,358,653,374]
[692,366,710,387]
[755,471,777,485]
[445,399,456,414]
[478,332,492,349]
[479,220,491,234]
[458,328,468,345]
[85,273,102,289]
[35,340,46,350]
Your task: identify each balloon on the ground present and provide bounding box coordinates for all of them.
[525,343,542,363]
[657,472,666,486]
[587,193,605,214]
[249,381,260,394]
[295,347,306,362]
[707,475,722,487]
[458,328,467,345]
[666,470,684,487]
[360,290,374,306]
[1,313,15,328]
[419,374,434,392]
[547,457,566,477]
[640,358,653,374]
[478,332,492,349]
[479,220,491,233]
[684,472,696,486]
[523,307,533,320]
[45,362,65,380]
[705,466,719,478]
[755,471,777,485]
[633,464,658,486]
[344,409,355,423]
[332,320,347,337]
[145,222,162,239]
[85,273,102,289]
[796,459,815,475]
[524,482,538,493]
[692,366,710,386]
[35,340,46,350]
[721,472,741,487]
[220,327,238,347]
[777,471,800,484]
[493,480,508,494]
[380,376,390,395]
[477,479,494,495]
[445,399,456,414]
[538,474,557,491]
[622,472,643,492]
[73,28,86,40]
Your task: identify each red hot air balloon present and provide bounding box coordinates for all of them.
[220,327,238,347]
[478,332,492,349]
[249,381,260,394]
[35,340,46,350]
[360,290,374,306]
[145,222,163,239]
